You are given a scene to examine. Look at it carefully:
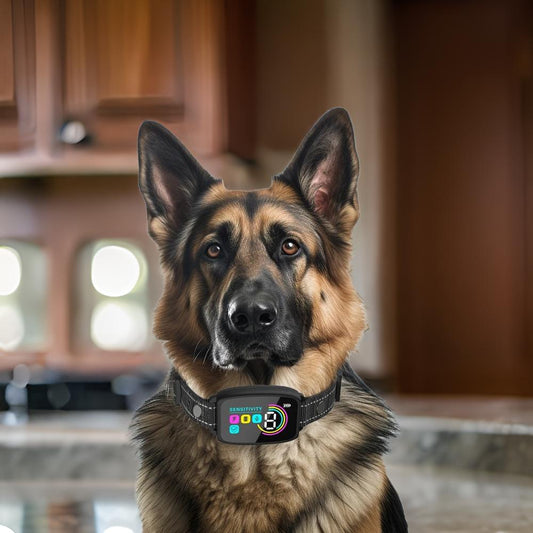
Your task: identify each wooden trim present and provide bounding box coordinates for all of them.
[523,2,533,376]
[34,0,61,156]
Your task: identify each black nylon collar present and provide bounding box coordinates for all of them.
[168,368,342,435]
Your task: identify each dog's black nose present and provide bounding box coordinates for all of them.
[228,295,278,334]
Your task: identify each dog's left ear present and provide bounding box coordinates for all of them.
[138,121,218,246]
[276,107,360,234]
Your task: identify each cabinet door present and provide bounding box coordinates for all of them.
[0,0,35,152]
[395,0,531,395]
[60,0,225,156]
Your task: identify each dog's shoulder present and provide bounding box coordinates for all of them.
[336,361,398,454]
[130,388,175,449]
[339,362,408,532]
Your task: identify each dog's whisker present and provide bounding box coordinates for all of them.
[202,346,212,366]
[191,340,202,363]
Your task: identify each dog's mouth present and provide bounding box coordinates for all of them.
[226,342,277,383]
[243,342,272,359]
[245,358,273,384]
[235,343,300,383]
[212,336,301,380]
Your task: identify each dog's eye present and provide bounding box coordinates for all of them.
[281,239,300,256]
[206,243,222,259]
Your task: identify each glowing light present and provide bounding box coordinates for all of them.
[94,501,140,533]
[0,503,22,533]
[90,301,147,351]
[0,247,22,296]
[103,527,134,533]
[0,305,24,351]
[91,245,141,297]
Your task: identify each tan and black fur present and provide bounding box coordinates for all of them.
[131,108,407,532]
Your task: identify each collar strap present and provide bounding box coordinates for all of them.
[169,369,342,434]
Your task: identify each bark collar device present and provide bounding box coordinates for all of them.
[169,369,342,444]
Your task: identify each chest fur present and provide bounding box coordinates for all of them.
[135,393,387,533]
[185,428,334,531]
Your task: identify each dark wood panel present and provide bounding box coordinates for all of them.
[256,0,328,150]
[395,0,530,395]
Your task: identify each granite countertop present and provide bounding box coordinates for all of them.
[388,464,533,533]
[0,411,131,446]
[386,394,533,428]
[1,466,531,533]
[1,397,533,532]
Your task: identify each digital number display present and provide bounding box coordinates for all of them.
[217,395,299,444]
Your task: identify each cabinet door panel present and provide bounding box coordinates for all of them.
[0,0,35,152]
[61,0,224,154]
[395,0,530,395]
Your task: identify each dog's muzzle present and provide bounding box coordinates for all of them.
[211,275,302,370]
[227,293,278,336]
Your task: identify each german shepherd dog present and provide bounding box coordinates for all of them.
[132,108,407,532]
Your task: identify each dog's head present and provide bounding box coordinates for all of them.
[138,108,366,388]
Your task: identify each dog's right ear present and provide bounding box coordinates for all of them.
[138,121,218,245]
[275,108,360,237]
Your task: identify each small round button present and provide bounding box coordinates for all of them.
[192,404,202,418]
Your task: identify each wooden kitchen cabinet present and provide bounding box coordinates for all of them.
[0,0,252,176]
[0,1,255,374]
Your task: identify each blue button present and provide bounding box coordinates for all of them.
[252,414,262,424]
[229,424,240,434]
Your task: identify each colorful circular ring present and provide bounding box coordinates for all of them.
[258,404,288,435]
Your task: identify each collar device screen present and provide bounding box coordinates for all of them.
[216,386,301,444]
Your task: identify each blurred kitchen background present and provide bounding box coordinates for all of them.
[0,1,532,532]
